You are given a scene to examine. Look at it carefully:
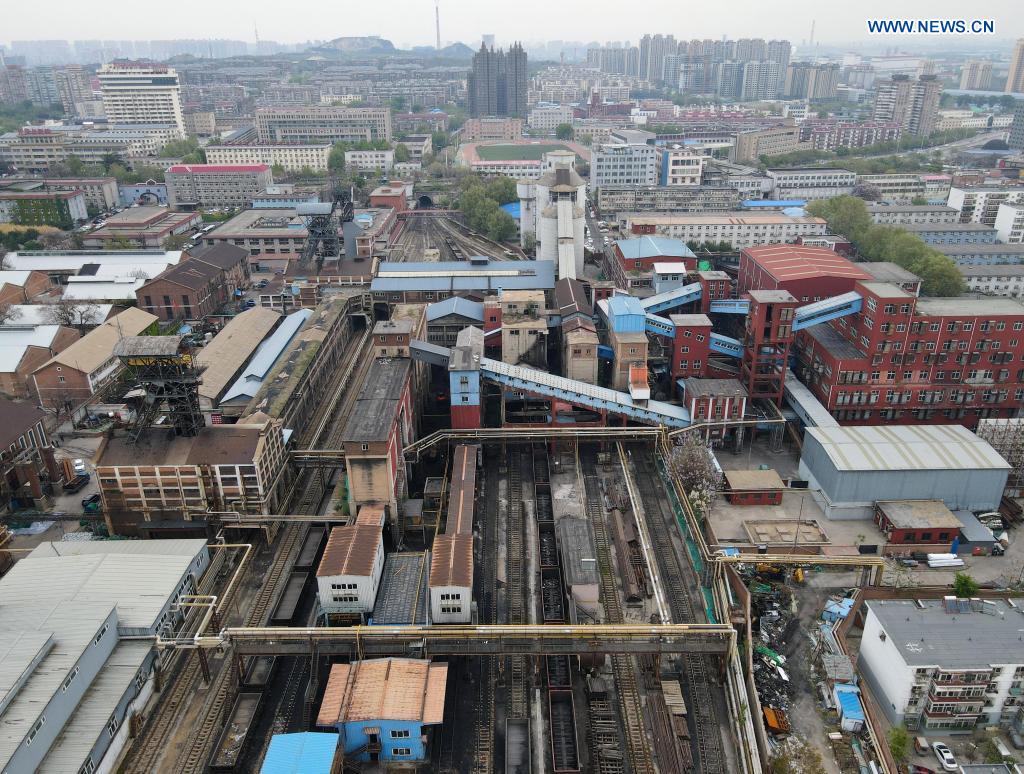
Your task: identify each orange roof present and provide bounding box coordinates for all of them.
[354,504,386,526]
[317,659,448,726]
[429,533,473,587]
[316,525,381,577]
[742,245,873,283]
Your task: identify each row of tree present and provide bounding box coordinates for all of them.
[806,196,964,297]
[456,176,518,243]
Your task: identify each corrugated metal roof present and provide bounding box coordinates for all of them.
[429,533,473,587]
[4,251,182,273]
[37,641,151,772]
[197,308,280,400]
[317,526,382,578]
[615,236,695,260]
[742,245,872,283]
[260,733,338,774]
[62,276,145,300]
[2,304,113,327]
[426,297,484,323]
[805,424,1010,472]
[0,325,64,370]
[318,659,448,725]
[36,307,159,374]
[221,309,311,403]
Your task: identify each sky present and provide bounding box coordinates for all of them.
[2,0,1022,47]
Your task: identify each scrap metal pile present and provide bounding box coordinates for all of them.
[745,566,796,735]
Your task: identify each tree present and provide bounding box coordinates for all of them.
[555,123,574,140]
[852,184,881,202]
[163,233,190,250]
[106,238,134,250]
[66,155,86,175]
[485,176,518,205]
[887,726,910,763]
[911,195,928,205]
[271,163,286,178]
[665,431,723,518]
[0,303,23,325]
[394,143,411,163]
[390,96,407,113]
[953,572,980,598]
[328,142,349,172]
[41,299,101,334]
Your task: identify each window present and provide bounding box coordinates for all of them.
[392,747,412,757]
[361,443,369,451]
[107,716,119,738]
[58,375,66,383]
[391,729,411,738]
[61,666,80,692]
[26,715,45,745]
[94,623,108,645]
[79,758,96,774]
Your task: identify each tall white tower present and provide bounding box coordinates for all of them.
[519,150,586,280]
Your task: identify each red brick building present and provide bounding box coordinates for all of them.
[680,377,748,423]
[873,500,961,550]
[794,280,1024,427]
[137,260,227,322]
[738,245,873,302]
[608,236,697,295]
[669,314,712,380]
[723,469,785,506]
[369,183,408,213]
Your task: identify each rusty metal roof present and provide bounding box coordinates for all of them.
[354,504,386,527]
[317,659,448,725]
[316,525,381,578]
[445,444,479,536]
[429,533,473,588]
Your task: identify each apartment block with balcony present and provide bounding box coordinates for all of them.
[947,185,1024,226]
[859,598,1024,732]
[794,280,1024,428]
[995,202,1024,244]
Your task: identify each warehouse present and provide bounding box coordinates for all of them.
[316,524,385,617]
[428,533,473,624]
[798,424,1010,520]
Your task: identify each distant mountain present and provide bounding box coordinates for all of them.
[438,42,474,59]
[311,36,397,56]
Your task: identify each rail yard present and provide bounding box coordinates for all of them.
[389,210,525,263]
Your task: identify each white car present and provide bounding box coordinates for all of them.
[932,742,957,772]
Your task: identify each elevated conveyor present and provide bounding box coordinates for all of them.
[481,358,691,427]
[410,340,452,367]
[709,298,750,315]
[640,282,703,314]
[783,369,839,428]
[709,333,743,357]
[645,313,676,337]
[792,291,862,331]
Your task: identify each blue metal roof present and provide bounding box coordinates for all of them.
[607,294,646,317]
[741,199,807,208]
[500,202,521,220]
[834,685,864,722]
[426,297,484,322]
[260,732,338,774]
[221,309,312,403]
[614,236,695,260]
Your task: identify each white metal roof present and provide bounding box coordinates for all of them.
[805,424,1010,472]
[37,640,151,773]
[62,276,145,301]
[0,270,33,286]
[0,325,64,369]
[4,251,183,272]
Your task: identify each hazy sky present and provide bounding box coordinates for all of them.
[3,0,1022,47]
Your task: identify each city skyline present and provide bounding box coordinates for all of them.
[2,0,1023,50]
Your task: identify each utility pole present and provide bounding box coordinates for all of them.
[435,0,441,51]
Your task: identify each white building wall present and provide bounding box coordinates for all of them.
[429,584,471,624]
[857,606,917,724]
[316,540,385,614]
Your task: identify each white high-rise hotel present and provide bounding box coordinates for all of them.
[97,62,185,137]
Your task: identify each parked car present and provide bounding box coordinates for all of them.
[82,493,101,508]
[73,458,86,475]
[244,299,257,308]
[932,742,957,772]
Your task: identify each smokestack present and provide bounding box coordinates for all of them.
[435,0,441,51]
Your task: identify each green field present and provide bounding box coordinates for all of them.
[475,143,575,161]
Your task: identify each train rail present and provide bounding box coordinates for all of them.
[623,443,727,774]
[507,448,528,720]
[126,329,374,773]
[581,451,655,774]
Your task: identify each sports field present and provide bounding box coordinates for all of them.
[474,142,575,161]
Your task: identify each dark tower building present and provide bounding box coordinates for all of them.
[468,42,527,117]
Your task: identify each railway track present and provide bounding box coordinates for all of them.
[624,443,726,774]
[581,452,655,774]
[471,448,500,774]
[507,448,528,720]
[125,331,373,774]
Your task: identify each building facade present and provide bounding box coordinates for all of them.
[766,167,857,200]
[204,143,331,172]
[254,106,392,143]
[468,43,528,117]
[871,74,941,136]
[97,62,185,136]
[628,211,828,248]
[165,163,272,209]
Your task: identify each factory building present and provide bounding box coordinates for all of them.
[426,297,484,348]
[517,152,586,280]
[316,524,386,617]
[317,658,447,763]
[738,244,873,302]
[556,516,600,616]
[429,444,478,624]
[607,236,696,296]
[858,597,1024,731]
[798,424,1010,519]
[371,259,556,305]
[0,539,209,773]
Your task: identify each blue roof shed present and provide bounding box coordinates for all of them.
[260,732,338,774]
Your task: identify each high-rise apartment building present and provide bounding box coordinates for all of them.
[97,61,185,136]
[1006,39,1024,94]
[959,59,993,91]
[639,34,678,84]
[467,43,527,117]
[56,64,92,116]
[785,62,841,100]
[1009,101,1024,151]
[872,74,941,136]
[741,61,782,100]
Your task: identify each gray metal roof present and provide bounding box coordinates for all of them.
[805,425,1010,473]
[221,309,311,403]
[866,598,1024,667]
[113,335,182,358]
[372,259,556,293]
[556,518,599,588]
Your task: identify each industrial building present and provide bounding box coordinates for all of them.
[798,424,1010,519]
[427,444,479,624]
[83,207,202,249]
[317,658,447,763]
[607,236,696,296]
[371,259,556,304]
[858,597,1024,731]
[0,539,209,773]
[737,245,872,301]
[516,153,586,280]
[316,523,386,617]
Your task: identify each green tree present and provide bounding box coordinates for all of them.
[911,195,928,205]
[106,238,134,250]
[485,177,518,205]
[555,123,574,140]
[66,155,86,176]
[162,233,191,250]
[394,143,411,163]
[953,572,979,598]
[328,142,349,172]
[271,163,286,178]
[431,131,449,151]
[390,96,407,113]
[887,727,910,763]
